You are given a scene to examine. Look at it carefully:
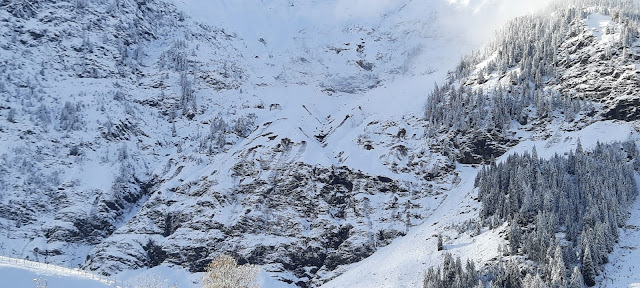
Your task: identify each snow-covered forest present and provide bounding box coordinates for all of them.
[477,141,638,287]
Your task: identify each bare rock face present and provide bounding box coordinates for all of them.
[455,131,510,164]
[604,96,640,121]
[85,161,440,286]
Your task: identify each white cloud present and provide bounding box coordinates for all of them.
[332,0,404,21]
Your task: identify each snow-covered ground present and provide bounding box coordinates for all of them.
[600,175,640,288]
[0,255,206,288]
[0,254,301,288]
[0,256,114,288]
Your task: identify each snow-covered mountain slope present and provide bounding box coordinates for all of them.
[324,119,640,287]
[78,1,500,285]
[0,0,546,286]
[325,1,640,287]
[329,0,640,286]
[3,0,640,287]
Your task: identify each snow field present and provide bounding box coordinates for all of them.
[0,256,116,288]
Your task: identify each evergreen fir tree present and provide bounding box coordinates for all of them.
[582,246,596,287]
[522,273,546,288]
[509,221,521,254]
[550,245,567,288]
[569,266,583,288]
